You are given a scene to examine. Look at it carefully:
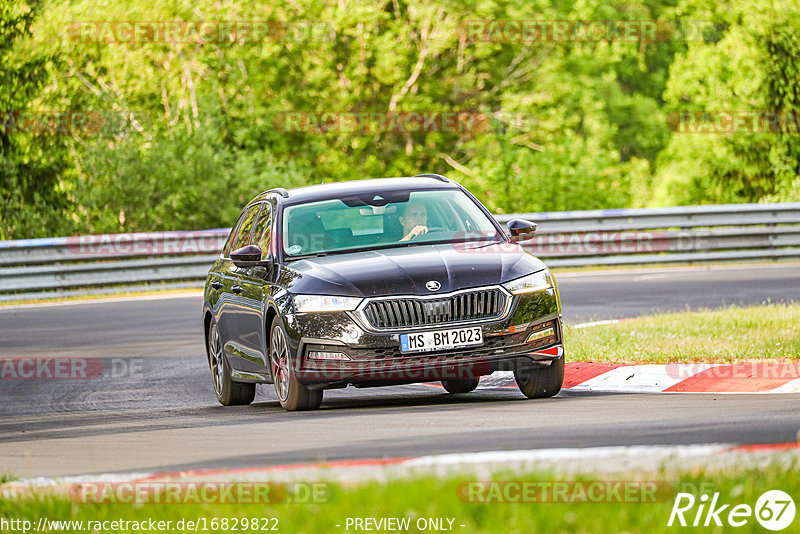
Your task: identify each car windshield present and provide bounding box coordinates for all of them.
[282,189,503,258]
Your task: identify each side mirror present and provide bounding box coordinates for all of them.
[507,219,537,242]
[230,244,263,266]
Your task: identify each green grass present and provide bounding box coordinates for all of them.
[567,302,800,364]
[2,463,798,533]
[0,287,202,307]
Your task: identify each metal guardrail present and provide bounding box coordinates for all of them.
[1,203,798,299]
[494,203,800,267]
[0,231,227,297]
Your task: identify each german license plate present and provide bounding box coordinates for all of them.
[400,326,483,353]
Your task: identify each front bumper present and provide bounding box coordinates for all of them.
[283,288,563,387]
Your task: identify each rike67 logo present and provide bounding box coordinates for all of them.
[668,490,795,531]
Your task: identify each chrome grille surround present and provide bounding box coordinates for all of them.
[354,285,513,332]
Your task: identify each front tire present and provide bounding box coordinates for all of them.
[207,319,255,406]
[514,356,564,399]
[441,378,480,394]
[270,318,323,411]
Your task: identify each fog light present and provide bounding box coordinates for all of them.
[526,327,554,343]
[308,351,350,360]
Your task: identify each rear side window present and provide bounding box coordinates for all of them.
[232,204,262,251]
[223,204,262,257]
[252,203,273,259]
[222,209,249,257]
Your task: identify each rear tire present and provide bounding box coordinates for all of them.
[270,318,323,411]
[514,357,564,399]
[441,378,480,394]
[207,319,256,406]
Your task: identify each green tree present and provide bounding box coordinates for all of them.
[0,0,70,239]
[4,0,795,238]
[654,0,800,205]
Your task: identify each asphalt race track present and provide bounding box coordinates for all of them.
[1,264,799,478]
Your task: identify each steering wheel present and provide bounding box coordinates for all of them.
[416,227,451,239]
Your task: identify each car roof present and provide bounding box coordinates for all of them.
[250,176,461,206]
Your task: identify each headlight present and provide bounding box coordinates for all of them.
[293,294,363,313]
[502,270,553,295]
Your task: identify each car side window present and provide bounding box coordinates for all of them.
[231,204,262,252]
[223,209,249,257]
[252,203,273,259]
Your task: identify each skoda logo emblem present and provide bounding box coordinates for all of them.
[426,280,441,291]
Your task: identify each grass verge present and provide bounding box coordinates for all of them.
[0,287,202,307]
[1,463,797,533]
[567,302,800,364]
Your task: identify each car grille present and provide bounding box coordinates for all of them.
[362,288,509,329]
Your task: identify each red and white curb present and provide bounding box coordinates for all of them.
[470,361,800,394]
[545,318,800,393]
[4,443,799,497]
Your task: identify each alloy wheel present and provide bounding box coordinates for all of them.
[208,323,224,396]
[271,325,290,401]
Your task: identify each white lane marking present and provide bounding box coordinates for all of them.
[403,444,731,468]
[9,443,800,494]
[5,445,733,490]
[555,263,800,279]
[0,292,202,311]
[633,273,669,281]
[573,319,622,329]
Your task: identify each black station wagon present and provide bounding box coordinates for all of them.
[203,174,564,410]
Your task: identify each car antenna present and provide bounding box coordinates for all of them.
[413,173,449,182]
[266,187,289,198]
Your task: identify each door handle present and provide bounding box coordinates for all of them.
[231,285,243,295]
[211,281,223,290]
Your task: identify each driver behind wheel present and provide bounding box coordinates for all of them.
[398,201,428,241]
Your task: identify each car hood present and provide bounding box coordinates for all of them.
[281,242,547,297]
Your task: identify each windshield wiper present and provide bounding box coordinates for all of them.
[285,251,328,261]
[465,239,504,249]
[284,237,502,261]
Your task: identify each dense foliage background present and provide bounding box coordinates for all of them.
[1,0,798,239]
